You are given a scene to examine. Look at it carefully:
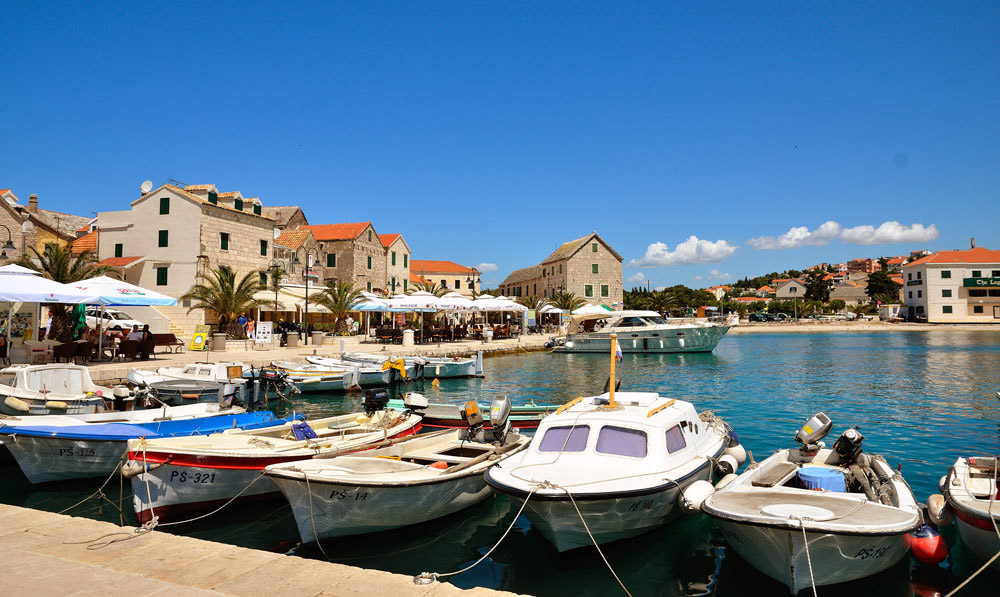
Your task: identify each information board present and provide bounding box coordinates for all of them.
[190,324,211,351]
[255,321,273,344]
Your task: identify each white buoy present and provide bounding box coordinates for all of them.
[715,454,739,476]
[714,473,739,490]
[927,494,953,526]
[680,480,715,514]
[724,443,747,465]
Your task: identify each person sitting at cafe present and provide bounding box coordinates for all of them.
[138,324,153,360]
[125,325,143,342]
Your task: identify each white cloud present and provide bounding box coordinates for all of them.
[706,269,732,280]
[629,236,738,267]
[693,275,703,280]
[475,263,498,272]
[748,220,938,250]
[626,272,645,284]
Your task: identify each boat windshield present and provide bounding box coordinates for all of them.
[596,426,647,458]
[644,317,669,325]
[611,317,647,328]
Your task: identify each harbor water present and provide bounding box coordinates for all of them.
[2,331,999,595]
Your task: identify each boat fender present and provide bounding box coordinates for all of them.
[679,480,715,514]
[937,475,948,492]
[908,524,948,565]
[3,396,30,413]
[715,454,738,476]
[714,473,739,490]
[429,461,449,470]
[926,494,953,526]
[724,443,747,466]
[44,400,68,410]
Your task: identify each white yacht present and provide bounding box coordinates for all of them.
[0,364,108,415]
[552,310,730,354]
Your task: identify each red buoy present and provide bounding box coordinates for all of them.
[430,461,449,470]
[909,525,948,565]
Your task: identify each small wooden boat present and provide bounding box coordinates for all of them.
[700,413,921,594]
[340,351,483,379]
[0,364,109,416]
[274,360,390,392]
[931,456,1000,569]
[386,394,552,430]
[126,395,422,522]
[486,334,742,552]
[265,397,529,542]
[0,407,290,484]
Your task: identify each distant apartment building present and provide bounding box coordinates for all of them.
[902,243,1000,323]
[301,222,387,293]
[756,285,775,297]
[706,285,731,301]
[831,262,848,273]
[410,260,480,297]
[93,183,276,337]
[847,258,881,274]
[498,233,623,306]
[380,234,411,295]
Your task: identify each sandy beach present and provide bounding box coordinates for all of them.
[729,321,1000,334]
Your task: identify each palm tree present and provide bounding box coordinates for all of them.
[646,290,679,317]
[412,280,447,297]
[180,267,265,338]
[516,294,548,312]
[314,279,365,333]
[17,244,113,341]
[551,291,586,316]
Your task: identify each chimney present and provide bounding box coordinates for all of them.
[971,237,976,249]
[28,194,38,213]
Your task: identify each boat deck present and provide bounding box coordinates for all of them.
[706,489,917,532]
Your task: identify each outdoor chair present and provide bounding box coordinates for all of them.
[53,342,77,363]
[74,341,94,364]
[118,340,140,361]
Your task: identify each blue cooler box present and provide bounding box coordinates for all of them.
[798,466,846,492]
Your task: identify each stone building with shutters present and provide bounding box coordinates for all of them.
[0,188,91,261]
[380,233,411,295]
[902,244,1000,323]
[300,222,387,293]
[409,260,481,297]
[498,233,623,306]
[93,183,276,338]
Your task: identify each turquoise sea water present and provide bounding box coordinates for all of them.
[2,331,999,595]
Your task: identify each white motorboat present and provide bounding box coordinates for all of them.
[486,334,742,552]
[275,360,390,392]
[127,361,249,387]
[265,395,530,542]
[929,456,1000,569]
[0,364,109,416]
[551,310,730,354]
[700,413,922,594]
[126,392,423,523]
[339,351,483,379]
[305,355,415,384]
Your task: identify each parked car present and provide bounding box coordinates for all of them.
[748,313,770,322]
[84,307,144,332]
[772,313,788,321]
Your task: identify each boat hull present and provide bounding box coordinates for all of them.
[1,394,104,416]
[553,325,729,354]
[4,435,126,484]
[952,506,1000,568]
[714,518,910,593]
[271,470,491,542]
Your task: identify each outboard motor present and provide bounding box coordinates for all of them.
[794,412,833,455]
[403,391,428,413]
[489,395,512,443]
[363,388,390,416]
[112,385,134,412]
[832,427,865,463]
[460,400,484,440]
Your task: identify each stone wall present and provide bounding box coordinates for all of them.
[199,203,275,284]
[316,225,386,293]
[566,242,622,305]
[384,238,409,295]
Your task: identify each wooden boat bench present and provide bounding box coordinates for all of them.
[751,462,800,488]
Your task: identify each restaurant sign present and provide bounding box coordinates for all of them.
[964,277,1000,288]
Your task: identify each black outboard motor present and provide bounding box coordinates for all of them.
[363,388,390,416]
[833,427,865,463]
[489,395,512,443]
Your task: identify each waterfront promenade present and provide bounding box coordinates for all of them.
[0,504,520,597]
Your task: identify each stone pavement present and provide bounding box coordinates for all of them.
[0,504,525,597]
[85,334,554,385]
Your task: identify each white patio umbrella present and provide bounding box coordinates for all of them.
[73,275,179,359]
[386,290,445,343]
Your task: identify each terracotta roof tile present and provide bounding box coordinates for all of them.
[71,230,98,254]
[0,189,9,195]
[499,265,543,286]
[411,260,474,274]
[275,229,311,249]
[410,272,429,284]
[905,247,1000,266]
[156,185,273,221]
[378,233,401,247]
[218,191,241,197]
[183,184,216,191]
[99,256,142,267]
[303,222,371,241]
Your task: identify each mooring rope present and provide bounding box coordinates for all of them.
[794,517,818,597]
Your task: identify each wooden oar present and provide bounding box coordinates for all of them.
[441,440,525,475]
[310,428,453,459]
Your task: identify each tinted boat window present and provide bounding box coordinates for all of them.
[666,425,687,453]
[596,426,647,458]
[614,317,646,327]
[538,425,590,452]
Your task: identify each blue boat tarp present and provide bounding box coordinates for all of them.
[0,411,298,441]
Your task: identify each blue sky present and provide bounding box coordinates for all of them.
[2,2,997,289]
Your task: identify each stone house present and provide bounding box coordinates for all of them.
[499,233,623,306]
[262,206,309,231]
[301,222,386,293]
[410,260,480,297]
[774,278,807,300]
[830,282,869,307]
[94,183,275,338]
[273,228,321,286]
[0,189,91,261]
[379,233,411,295]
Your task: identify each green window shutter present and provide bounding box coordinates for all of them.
[253,204,261,215]
[601,285,609,297]
[114,243,123,258]
[156,267,168,286]
[208,192,218,204]
[368,231,372,242]
[234,198,243,211]
[367,256,372,270]
[592,264,598,274]
[391,252,396,266]
[221,232,229,250]
[259,272,267,286]
[260,240,268,256]
[158,230,168,247]
[327,253,336,267]
[592,242,597,252]
[403,279,408,291]
[366,281,372,291]
[585,285,593,297]
[942,289,952,297]
[941,270,951,279]
[159,197,170,215]
[403,254,408,268]
[942,306,953,314]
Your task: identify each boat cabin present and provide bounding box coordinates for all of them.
[0,364,103,397]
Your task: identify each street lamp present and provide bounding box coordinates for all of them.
[294,247,319,344]
[0,225,18,259]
